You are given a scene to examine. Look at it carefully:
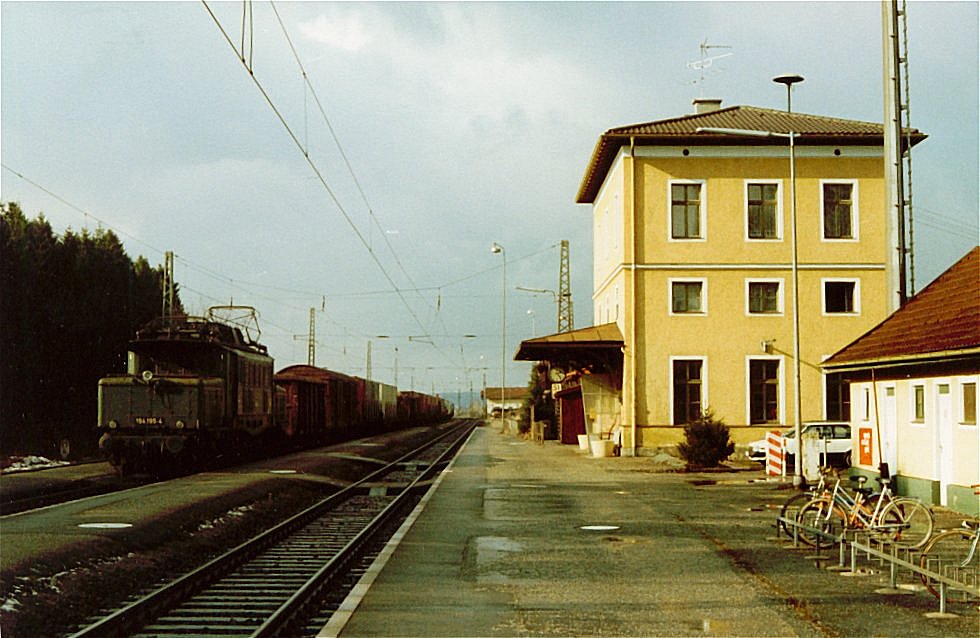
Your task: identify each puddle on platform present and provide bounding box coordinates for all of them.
[474,535,524,564]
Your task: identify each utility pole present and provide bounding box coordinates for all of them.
[557,239,574,333]
[162,251,175,331]
[366,340,372,381]
[307,307,316,366]
[883,0,913,308]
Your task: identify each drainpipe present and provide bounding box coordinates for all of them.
[629,136,638,456]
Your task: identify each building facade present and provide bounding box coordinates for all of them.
[483,386,530,418]
[576,101,925,455]
[823,248,979,515]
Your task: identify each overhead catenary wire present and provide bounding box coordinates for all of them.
[201,1,542,383]
[201,0,436,346]
[202,2,567,383]
[266,1,450,338]
[0,163,558,350]
[1,163,168,259]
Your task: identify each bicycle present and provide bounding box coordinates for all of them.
[918,485,980,603]
[796,469,933,548]
[917,520,979,603]
[777,468,840,535]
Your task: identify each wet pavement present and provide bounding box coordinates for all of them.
[337,424,977,637]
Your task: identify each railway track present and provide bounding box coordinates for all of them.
[69,419,478,637]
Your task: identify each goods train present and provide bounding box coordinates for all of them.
[97,307,453,475]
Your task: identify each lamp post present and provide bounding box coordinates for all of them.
[516,286,558,332]
[695,73,805,486]
[491,242,506,432]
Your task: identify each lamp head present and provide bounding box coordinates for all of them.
[773,74,804,87]
[491,242,503,254]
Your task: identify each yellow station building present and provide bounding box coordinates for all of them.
[571,100,926,456]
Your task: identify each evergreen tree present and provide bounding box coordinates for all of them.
[0,202,175,459]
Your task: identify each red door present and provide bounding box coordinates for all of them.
[557,388,585,445]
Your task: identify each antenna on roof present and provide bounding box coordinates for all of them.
[687,39,733,95]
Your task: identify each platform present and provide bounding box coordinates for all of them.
[331,425,811,637]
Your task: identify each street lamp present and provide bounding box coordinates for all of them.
[516,286,559,332]
[527,309,536,335]
[695,73,805,486]
[773,73,804,113]
[491,242,506,432]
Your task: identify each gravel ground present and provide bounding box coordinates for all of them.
[0,426,442,637]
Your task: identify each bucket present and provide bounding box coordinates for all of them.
[577,434,589,450]
[590,439,615,457]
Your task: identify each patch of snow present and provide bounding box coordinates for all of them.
[195,504,255,533]
[1,593,21,612]
[1,456,70,473]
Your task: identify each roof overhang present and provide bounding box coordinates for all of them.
[515,322,624,373]
[576,105,927,204]
[821,347,980,373]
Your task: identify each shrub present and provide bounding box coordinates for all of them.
[677,410,734,469]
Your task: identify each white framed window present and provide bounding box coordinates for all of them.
[668,278,707,315]
[820,179,859,241]
[911,383,926,422]
[961,380,977,425]
[668,179,706,241]
[822,277,861,315]
[746,356,784,425]
[745,278,784,315]
[744,180,782,241]
[670,356,707,425]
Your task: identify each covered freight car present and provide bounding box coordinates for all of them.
[397,391,453,426]
[274,365,361,443]
[357,377,398,432]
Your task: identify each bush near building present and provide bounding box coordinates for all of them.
[677,410,734,469]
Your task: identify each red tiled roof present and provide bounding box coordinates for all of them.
[823,248,980,368]
[576,105,927,203]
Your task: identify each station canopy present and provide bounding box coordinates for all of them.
[515,322,624,375]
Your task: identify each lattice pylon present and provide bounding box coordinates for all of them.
[557,240,574,333]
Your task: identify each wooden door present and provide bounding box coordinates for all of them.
[559,389,585,445]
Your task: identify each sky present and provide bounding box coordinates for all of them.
[2,1,977,405]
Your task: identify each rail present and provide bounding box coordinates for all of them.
[69,419,477,637]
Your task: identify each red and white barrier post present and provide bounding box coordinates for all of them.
[765,430,785,477]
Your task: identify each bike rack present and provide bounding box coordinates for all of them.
[775,515,847,567]
[774,513,979,616]
[851,539,979,615]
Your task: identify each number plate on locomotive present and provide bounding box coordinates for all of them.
[135,416,165,426]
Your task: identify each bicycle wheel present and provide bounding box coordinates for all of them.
[878,498,934,549]
[778,491,813,535]
[796,498,848,547]
[918,528,979,603]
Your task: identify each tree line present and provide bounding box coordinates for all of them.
[1,202,179,459]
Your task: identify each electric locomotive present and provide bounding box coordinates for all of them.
[97,306,278,475]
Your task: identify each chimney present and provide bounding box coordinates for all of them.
[693,98,723,114]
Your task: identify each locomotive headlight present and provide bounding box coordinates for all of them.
[108,420,118,429]
[175,420,185,429]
